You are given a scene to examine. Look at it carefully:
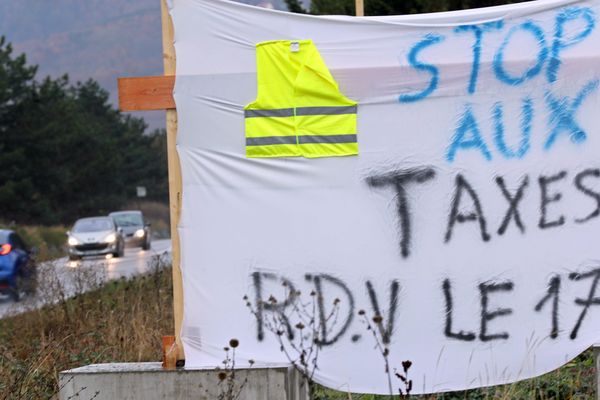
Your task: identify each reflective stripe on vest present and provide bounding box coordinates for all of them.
[244,40,358,158]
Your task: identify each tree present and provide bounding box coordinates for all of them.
[285,0,531,15]
[0,36,36,130]
[0,37,168,225]
[284,0,307,13]
[0,37,40,222]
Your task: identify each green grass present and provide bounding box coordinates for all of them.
[0,200,171,263]
[0,224,67,262]
[312,351,595,399]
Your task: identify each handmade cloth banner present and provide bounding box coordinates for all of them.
[169,0,600,394]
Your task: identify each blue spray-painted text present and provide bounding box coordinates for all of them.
[399,7,596,101]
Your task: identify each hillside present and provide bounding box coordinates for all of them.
[0,0,288,130]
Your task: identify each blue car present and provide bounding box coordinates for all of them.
[0,229,37,301]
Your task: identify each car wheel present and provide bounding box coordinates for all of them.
[115,241,124,258]
[23,265,37,295]
[69,254,80,261]
[11,276,24,302]
[142,238,151,251]
[10,288,20,302]
[24,276,37,295]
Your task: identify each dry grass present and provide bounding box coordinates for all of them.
[124,200,171,239]
[0,256,173,399]
[0,252,594,399]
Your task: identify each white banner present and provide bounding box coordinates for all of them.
[170,0,600,394]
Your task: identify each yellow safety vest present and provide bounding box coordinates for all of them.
[245,40,358,158]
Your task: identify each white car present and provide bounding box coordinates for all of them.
[67,217,125,261]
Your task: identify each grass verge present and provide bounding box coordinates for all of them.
[314,350,595,399]
[0,256,595,399]
[0,258,173,399]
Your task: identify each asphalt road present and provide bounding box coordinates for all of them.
[0,239,171,319]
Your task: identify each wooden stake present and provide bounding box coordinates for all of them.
[162,335,178,369]
[161,0,185,364]
[355,0,364,16]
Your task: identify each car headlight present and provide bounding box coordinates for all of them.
[104,233,117,243]
[134,229,145,238]
[68,236,79,246]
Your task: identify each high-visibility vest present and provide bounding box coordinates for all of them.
[245,40,358,158]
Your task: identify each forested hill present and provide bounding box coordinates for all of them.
[0,1,163,127]
[0,0,288,130]
[0,0,523,130]
[0,38,170,225]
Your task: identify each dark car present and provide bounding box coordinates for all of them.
[0,230,37,301]
[109,211,151,250]
[67,217,125,260]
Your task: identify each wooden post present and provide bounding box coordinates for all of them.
[123,0,372,367]
[161,0,185,364]
[355,0,364,16]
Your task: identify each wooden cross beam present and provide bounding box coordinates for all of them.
[117,0,184,366]
[118,75,175,111]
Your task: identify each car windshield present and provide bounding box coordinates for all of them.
[0,232,9,243]
[73,218,113,233]
[111,213,143,227]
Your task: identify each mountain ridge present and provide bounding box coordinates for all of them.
[0,0,287,130]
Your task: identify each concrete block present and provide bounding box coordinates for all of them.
[59,362,309,400]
